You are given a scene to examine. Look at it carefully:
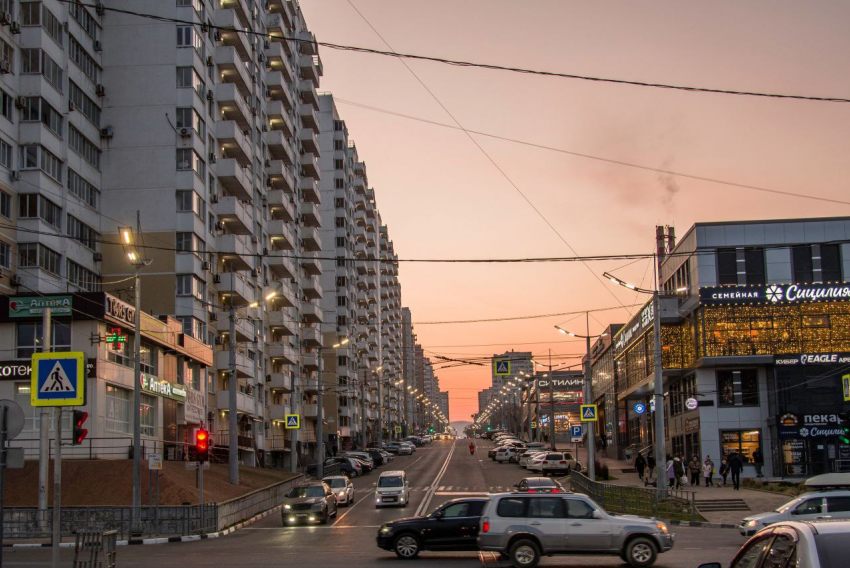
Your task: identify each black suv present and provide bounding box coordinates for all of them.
[377,498,488,558]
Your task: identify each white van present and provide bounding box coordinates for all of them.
[375,470,409,508]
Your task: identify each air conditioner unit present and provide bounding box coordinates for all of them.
[209,312,217,321]
[206,90,215,101]
[265,89,272,98]
[95,2,105,16]
[0,60,10,74]
[96,84,106,97]
[179,127,190,138]
[93,252,103,262]
[68,100,76,112]
[15,96,25,109]
[265,374,271,382]
[10,22,19,34]
[209,153,216,164]
[252,268,261,277]
[264,159,271,167]
[201,261,211,271]
[10,275,21,287]
[251,236,259,244]
[263,247,269,255]
[213,273,221,283]
[251,107,257,116]
[0,13,10,26]
[214,31,222,42]
[264,41,270,50]
[211,193,219,204]
[258,53,265,63]
[215,221,225,231]
[262,124,268,132]
[93,40,103,52]
[100,126,113,139]
[206,55,213,67]
[9,171,20,181]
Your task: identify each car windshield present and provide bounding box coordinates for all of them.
[379,476,404,488]
[325,479,346,488]
[288,486,325,498]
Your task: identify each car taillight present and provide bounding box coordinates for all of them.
[551,489,560,493]
[543,461,548,464]
[482,519,490,533]
[528,489,536,493]
[559,461,566,464]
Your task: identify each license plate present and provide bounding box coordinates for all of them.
[382,497,396,502]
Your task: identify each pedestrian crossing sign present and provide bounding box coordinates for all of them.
[31,352,85,407]
[843,374,850,402]
[285,414,300,429]
[580,404,598,422]
[394,426,402,433]
[494,360,510,376]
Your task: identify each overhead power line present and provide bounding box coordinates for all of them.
[66,1,850,104]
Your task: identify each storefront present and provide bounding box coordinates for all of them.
[537,372,584,442]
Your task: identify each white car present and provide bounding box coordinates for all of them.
[375,471,410,508]
[398,443,414,455]
[323,475,354,506]
[739,489,850,536]
[494,447,518,463]
[538,452,582,475]
[518,450,546,467]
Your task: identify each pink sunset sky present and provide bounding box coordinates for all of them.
[300,0,850,421]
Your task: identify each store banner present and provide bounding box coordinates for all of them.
[140,373,187,402]
[0,359,96,379]
[8,296,73,317]
[701,282,850,306]
[777,412,845,438]
[775,353,850,366]
[184,387,205,423]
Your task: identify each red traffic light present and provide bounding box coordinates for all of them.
[195,429,210,462]
[72,410,89,446]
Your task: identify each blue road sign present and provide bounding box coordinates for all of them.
[634,403,646,415]
[570,425,583,438]
[580,404,598,422]
[285,414,301,429]
[31,352,85,407]
[494,360,510,376]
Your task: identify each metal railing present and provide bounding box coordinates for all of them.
[569,471,699,522]
[9,436,187,461]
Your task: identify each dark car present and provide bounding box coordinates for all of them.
[282,482,338,525]
[352,457,373,473]
[404,436,422,447]
[306,457,361,478]
[366,448,386,466]
[377,498,489,559]
[514,477,567,493]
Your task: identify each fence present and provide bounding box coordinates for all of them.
[3,505,217,541]
[10,436,187,461]
[216,475,304,531]
[568,471,699,522]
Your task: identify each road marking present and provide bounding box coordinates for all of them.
[414,440,456,517]
[246,525,381,530]
[435,492,488,496]
[333,489,369,526]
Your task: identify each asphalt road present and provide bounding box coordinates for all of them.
[4,439,748,567]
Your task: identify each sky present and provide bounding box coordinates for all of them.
[300,0,850,421]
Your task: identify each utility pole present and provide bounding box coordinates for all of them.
[316,345,324,478]
[38,308,50,529]
[585,312,596,481]
[377,372,383,446]
[131,243,142,532]
[228,262,239,485]
[360,374,366,448]
[548,350,555,450]
[526,380,533,442]
[653,288,667,497]
[51,406,61,566]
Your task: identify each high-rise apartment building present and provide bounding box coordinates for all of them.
[491,350,533,389]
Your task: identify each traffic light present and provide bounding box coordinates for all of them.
[72,411,89,445]
[839,413,850,445]
[196,428,210,462]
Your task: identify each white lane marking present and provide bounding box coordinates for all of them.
[245,525,381,530]
[333,488,369,526]
[435,492,488,496]
[414,440,456,517]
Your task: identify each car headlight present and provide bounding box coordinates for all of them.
[744,520,759,527]
[337,491,345,497]
[380,526,392,534]
[656,523,668,534]
[283,504,291,510]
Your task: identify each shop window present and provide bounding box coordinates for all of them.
[717,249,738,285]
[140,394,156,437]
[717,369,759,406]
[792,246,814,283]
[105,385,130,433]
[17,321,71,358]
[720,429,760,462]
[744,248,766,286]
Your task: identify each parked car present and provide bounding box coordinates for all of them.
[398,442,414,455]
[380,449,394,462]
[421,435,432,444]
[377,498,489,558]
[478,492,674,567]
[404,436,423,447]
[323,475,355,506]
[488,447,501,460]
[513,477,566,494]
[349,457,373,473]
[495,447,519,463]
[306,457,361,478]
[527,452,581,475]
[376,470,410,508]
[700,520,849,568]
[739,488,850,536]
[366,448,386,466]
[282,482,338,525]
[518,451,546,467]
[385,443,402,454]
[345,451,375,469]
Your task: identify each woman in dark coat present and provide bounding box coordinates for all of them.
[635,453,647,481]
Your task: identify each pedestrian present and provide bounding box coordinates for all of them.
[673,456,685,489]
[688,455,701,487]
[666,455,675,488]
[703,455,714,487]
[752,448,764,478]
[719,458,729,486]
[729,452,744,490]
[635,453,647,481]
[647,454,656,480]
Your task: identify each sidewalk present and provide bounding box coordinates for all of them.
[565,446,791,525]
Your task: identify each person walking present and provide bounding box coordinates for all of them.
[673,456,685,489]
[729,452,744,490]
[665,455,676,488]
[752,448,764,478]
[719,458,729,486]
[647,454,656,481]
[635,453,647,482]
[702,455,715,487]
[688,455,701,487]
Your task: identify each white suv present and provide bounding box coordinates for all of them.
[739,489,850,536]
[495,447,519,463]
[375,470,410,508]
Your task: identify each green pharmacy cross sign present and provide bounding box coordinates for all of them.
[105,327,128,350]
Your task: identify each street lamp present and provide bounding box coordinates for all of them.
[553,322,608,481]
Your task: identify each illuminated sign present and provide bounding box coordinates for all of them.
[104,294,136,326]
[774,353,850,366]
[105,327,128,350]
[9,296,73,317]
[701,283,850,306]
[140,373,187,402]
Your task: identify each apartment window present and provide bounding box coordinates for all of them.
[820,244,842,282]
[67,169,99,208]
[717,248,737,285]
[175,232,205,254]
[22,4,63,45]
[69,81,101,126]
[335,217,345,228]
[20,144,61,181]
[334,178,344,189]
[19,242,61,275]
[19,194,61,228]
[337,315,347,326]
[0,139,11,168]
[176,66,205,98]
[21,97,63,137]
[177,316,205,340]
[0,38,10,72]
[334,159,344,170]
[792,246,814,283]
[175,107,205,138]
[334,197,344,208]
[335,237,345,247]
[744,248,766,286]
[68,126,100,169]
[67,214,98,250]
[69,2,100,40]
[176,148,205,178]
[334,120,343,131]
[0,240,10,269]
[140,342,158,375]
[176,25,192,47]
[337,295,346,306]
[17,321,71,358]
[336,276,347,287]
[0,189,10,218]
[336,256,345,268]
[21,49,63,91]
[105,385,130,433]
[176,274,205,299]
[717,369,759,407]
[176,189,205,217]
[67,259,100,291]
[140,394,156,437]
[68,35,99,83]
[0,88,11,121]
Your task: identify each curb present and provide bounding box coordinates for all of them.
[665,519,739,530]
[4,505,285,548]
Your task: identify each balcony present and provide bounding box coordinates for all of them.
[216,390,255,415]
[215,159,251,201]
[298,54,322,86]
[301,225,321,252]
[302,352,319,370]
[215,83,252,129]
[267,372,293,393]
[302,274,322,300]
[299,152,320,179]
[265,130,295,165]
[299,251,321,276]
[216,121,251,166]
[267,190,295,221]
[214,195,253,235]
[265,71,295,112]
[301,300,322,324]
[303,403,318,419]
[266,159,295,192]
[268,219,296,250]
[267,253,296,279]
[268,341,298,365]
[219,0,250,27]
[217,234,254,271]
[299,81,319,109]
[298,103,319,131]
[216,312,254,342]
[298,30,317,55]
[214,350,253,378]
[266,11,284,40]
[269,285,297,308]
[301,327,322,349]
[213,8,251,61]
[268,309,297,336]
[299,177,320,204]
[215,271,253,305]
[215,46,252,97]
[269,404,291,422]
[266,99,294,136]
[298,129,319,154]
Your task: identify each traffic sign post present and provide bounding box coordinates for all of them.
[285,414,301,429]
[580,404,598,422]
[0,399,25,565]
[570,424,584,443]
